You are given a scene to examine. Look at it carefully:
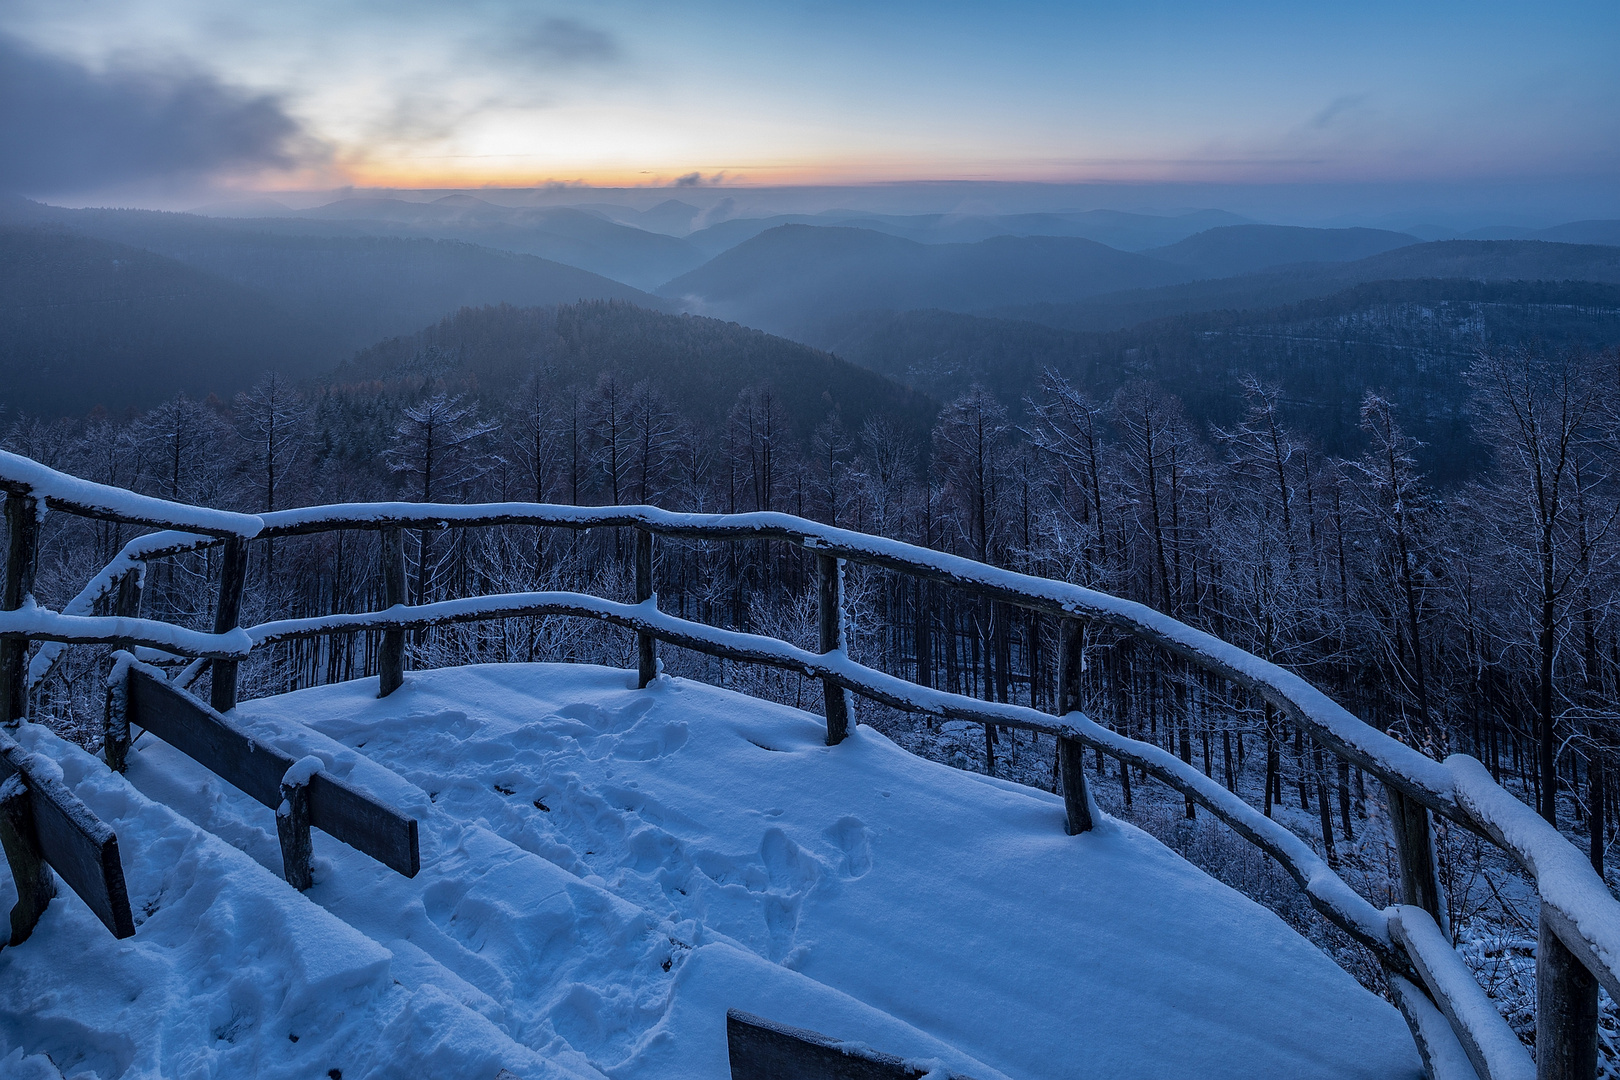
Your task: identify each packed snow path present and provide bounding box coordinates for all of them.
[0,664,1423,1079]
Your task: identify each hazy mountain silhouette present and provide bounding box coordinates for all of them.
[659,225,1191,335]
[996,239,1620,331]
[681,207,1248,259]
[1144,224,1419,277]
[287,195,702,287]
[0,198,662,348]
[0,227,313,415]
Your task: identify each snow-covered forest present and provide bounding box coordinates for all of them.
[10,326,1620,1050]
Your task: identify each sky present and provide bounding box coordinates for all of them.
[1,0,1617,218]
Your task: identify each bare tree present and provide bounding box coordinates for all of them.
[1470,346,1617,824]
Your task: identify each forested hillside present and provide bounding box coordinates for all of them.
[815,278,1620,482]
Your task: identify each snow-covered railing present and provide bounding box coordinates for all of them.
[2,453,1613,1080]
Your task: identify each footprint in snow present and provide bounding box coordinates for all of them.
[822,816,872,879]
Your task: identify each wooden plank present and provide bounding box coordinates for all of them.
[305,769,420,878]
[126,667,419,878]
[0,729,134,940]
[130,665,287,805]
[0,774,55,944]
[726,1010,975,1080]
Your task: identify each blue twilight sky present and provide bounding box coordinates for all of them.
[1,0,1616,209]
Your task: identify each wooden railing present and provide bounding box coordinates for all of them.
[1,447,1614,1080]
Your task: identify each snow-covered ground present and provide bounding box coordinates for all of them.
[1,663,1424,1079]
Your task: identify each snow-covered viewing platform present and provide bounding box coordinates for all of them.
[3,663,1421,1079]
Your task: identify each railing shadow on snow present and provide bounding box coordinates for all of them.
[0,446,1610,1080]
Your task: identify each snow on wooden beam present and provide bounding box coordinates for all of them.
[1390,906,1535,1080]
[0,450,260,538]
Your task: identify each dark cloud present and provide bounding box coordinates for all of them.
[508,17,618,65]
[0,34,325,195]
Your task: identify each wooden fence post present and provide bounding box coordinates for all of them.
[103,569,143,772]
[277,774,314,891]
[209,536,248,713]
[378,527,406,697]
[1387,785,1448,937]
[0,774,56,945]
[0,493,40,727]
[103,668,130,774]
[817,554,852,746]
[635,527,657,688]
[1537,903,1599,1080]
[1056,617,1095,834]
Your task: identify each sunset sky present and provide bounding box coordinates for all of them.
[1,0,1616,208]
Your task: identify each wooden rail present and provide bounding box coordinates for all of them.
[0,452,1608,1080]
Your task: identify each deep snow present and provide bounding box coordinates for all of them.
[0,663,1423,1078]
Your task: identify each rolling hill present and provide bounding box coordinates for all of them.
[337,300,941,448]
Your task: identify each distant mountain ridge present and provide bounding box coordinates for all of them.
[658,224,1588,338]
[996,239,1620,332]
[1144,224,1418,277]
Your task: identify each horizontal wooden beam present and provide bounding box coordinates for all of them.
[125,667,419,878]
[0,729,134,940]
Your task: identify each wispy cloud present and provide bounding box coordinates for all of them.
[1311,94,1368,130]
[0,33,327,195]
